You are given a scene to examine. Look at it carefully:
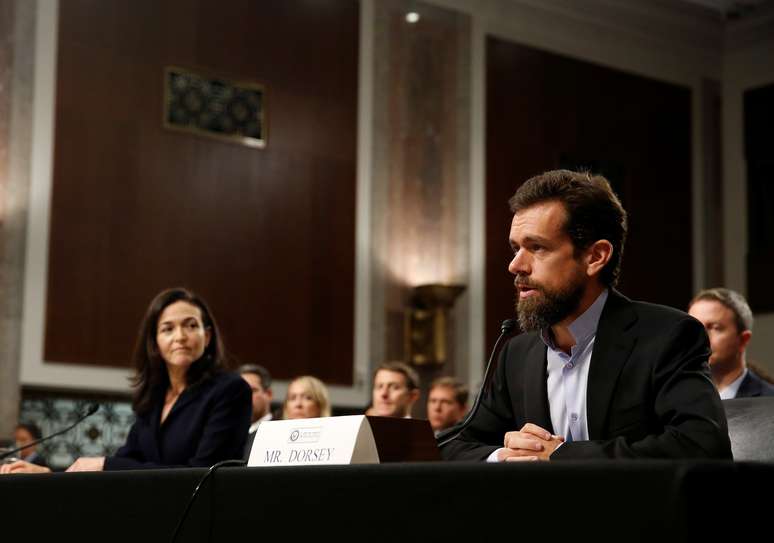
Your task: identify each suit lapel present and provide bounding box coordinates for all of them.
[741,372,758,397]
[169,383,200,416]
[149,390,164,463]
[586,290,638,439]
[522,336,554,433]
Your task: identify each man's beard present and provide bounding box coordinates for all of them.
[515,272,586,332]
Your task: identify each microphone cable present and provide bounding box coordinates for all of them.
[170,458,246,543]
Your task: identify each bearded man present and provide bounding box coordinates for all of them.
[441,170,731,461]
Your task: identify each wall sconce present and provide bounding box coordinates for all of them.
[404,283,465,366]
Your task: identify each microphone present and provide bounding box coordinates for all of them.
[1,403,100,461]
[436,319,517,448]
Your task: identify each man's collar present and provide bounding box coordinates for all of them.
[540,289,609,349]
[719,367,748,399]
[248,412,273,433]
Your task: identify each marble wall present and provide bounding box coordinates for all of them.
[370,1,471,416]
[0,0,35,438]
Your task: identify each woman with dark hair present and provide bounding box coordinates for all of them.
[0,287,251,474]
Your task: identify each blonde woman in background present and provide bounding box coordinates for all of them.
[283,376,331,419]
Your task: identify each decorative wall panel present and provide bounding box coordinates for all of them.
[163,66,266,148]
[19,395,134,470]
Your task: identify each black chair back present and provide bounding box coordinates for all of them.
[723,397,774,461]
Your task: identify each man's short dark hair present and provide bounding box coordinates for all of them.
[16,422,43,440]
[690,288,753,332]
[429,376,469,406]
[509,169,628,287]
[374,361,419,390]
[238,364,272,389]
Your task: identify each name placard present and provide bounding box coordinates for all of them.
[247,415,380,467]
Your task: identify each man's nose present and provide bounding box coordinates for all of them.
[508,250,529,275]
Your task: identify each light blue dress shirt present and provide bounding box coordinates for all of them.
[488,289,608,462]
[719,367,747,400]
[542,289,608,442]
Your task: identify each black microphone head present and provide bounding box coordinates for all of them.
[500,319,517,334]
[83,403,100,416]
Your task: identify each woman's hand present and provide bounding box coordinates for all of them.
[66,456,106,472]
[0,460,52,474]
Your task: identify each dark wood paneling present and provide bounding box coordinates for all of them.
[701,78,724,288]
[45,0,358,385]
[745,83,774,312]
[485,37,693,350]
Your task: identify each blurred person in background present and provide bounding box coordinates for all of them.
[427,377,469,436]
[370,362,420,418]
[282,376,331,419]
[10,423,49,468]
[688,288,774,398]
[240,364,274,458]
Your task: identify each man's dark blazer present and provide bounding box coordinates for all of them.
[441,290,732,460]
[737,370,774,398]
[104,372,251,470]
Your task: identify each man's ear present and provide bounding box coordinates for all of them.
[409,388,420,404]
[739,330,752,353]
[585,240,613,278]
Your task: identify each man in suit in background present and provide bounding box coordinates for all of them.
[240,364,274,459]
[370,362,420,418]
[688,288,774,398]
[427,376,468,436]
[441,169,731,461]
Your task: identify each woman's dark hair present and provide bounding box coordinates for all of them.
[509,169,628,287]
[130,287,229,415]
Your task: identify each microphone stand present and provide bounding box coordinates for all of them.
[436,319,516,448]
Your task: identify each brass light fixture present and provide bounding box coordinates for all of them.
[404,284,465,366]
